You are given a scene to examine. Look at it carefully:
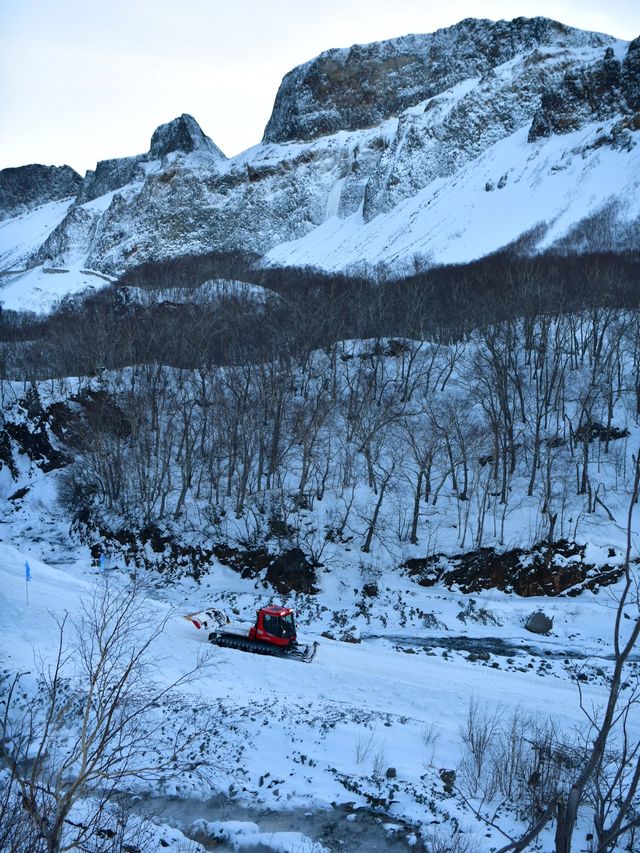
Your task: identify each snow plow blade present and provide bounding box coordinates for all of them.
[184,608,229,631]
[291,641,319,663]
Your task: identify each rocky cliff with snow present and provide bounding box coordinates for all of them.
[0,164,81,223]
[1,17,639,311]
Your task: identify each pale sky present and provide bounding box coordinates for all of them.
[1,0,639,175]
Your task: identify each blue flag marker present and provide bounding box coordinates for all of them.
[25,559,31,606]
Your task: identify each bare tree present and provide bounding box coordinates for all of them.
[1,577,213,853]
[496,450,640,853]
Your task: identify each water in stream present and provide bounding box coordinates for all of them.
[134,795,424,852]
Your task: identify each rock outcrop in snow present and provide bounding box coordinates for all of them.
[76,113,225,205]
[529,43,640,140]
[76,154,147,205]
[0,164,81,222]
[149,113,225,159]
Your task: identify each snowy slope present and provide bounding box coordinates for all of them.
[1,522,635,851]
[266,118,640,272]
[0,198,74,269]
[0,264,115,314]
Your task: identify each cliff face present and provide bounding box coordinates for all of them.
[2,18,639,295]
[0,164,82,221]
[529,44,640,140]
[262,17,615,143]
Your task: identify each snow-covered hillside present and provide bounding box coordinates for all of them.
[1,17,639,312]
[1,458,638,852]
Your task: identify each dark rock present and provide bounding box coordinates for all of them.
[0,430,18,479]
[467,650,491,662]
[8,486,29,501]
[139,523,171,553]
[76,155,146,205]
[404,540,624,596]
[79,520,215,580]
[0,164,81,221]
[525,611,554,634]
[439,768,456,795]
[4,421,69,473]
[265,547,318,594]
[341,630,361,644]
[574,421,630,443]
[621,37,640,111]
[384,339,410,357]
[529,48,626,141]
[212,544,272,578]
[149,114,225,160]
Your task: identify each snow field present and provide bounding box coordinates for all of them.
[1,519,636,851]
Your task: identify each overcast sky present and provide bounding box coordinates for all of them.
[1,0,639,175]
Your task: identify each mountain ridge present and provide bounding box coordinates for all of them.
[0,16,638,312]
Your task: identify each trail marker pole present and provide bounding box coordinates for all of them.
[25,559,31,606]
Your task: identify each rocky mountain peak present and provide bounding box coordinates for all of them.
[3,18,638,296]
[148,114,225,159]
[75,115,225,205]
[262,16,617,144]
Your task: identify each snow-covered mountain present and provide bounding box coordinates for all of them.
[1,17,639,311]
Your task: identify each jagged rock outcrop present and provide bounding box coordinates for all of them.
[360,39,608,221]
[621,36,640,110]
[81,19,633,273]
[263,17,615,144]
[33,205,101,268]
[76,114,225,205]
[76,155,146,205]
[528,45,636,140]
[0,164,81,221]
[83,145,336,274]
[149,113,225,159]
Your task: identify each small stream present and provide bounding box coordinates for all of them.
[361,633,639,662]
[131,794,424,852]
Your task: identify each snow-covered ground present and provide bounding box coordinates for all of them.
[0,264,115,314]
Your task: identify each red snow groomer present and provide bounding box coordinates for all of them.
[185,604,317,662]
